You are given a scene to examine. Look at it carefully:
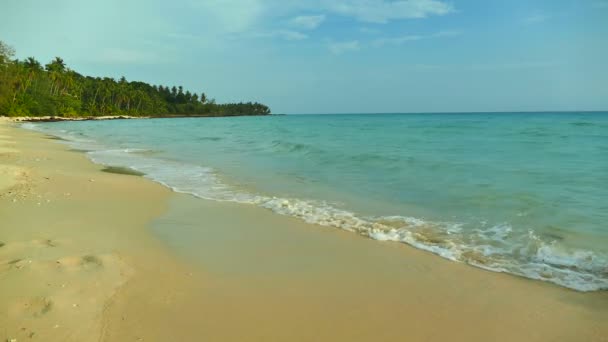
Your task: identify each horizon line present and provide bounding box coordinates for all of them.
[279,110,608,115]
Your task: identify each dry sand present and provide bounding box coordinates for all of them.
[0,120,175,341]
[1,119,607,342]
[0,123,25,194]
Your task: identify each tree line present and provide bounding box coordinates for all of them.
[0,41,271,117]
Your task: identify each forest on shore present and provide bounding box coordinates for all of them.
[0,41,271,117]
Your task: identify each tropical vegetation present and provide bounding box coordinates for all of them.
[0,41,271,117]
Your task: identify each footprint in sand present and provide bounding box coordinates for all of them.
[20,297,54,317]
[81,255,103,265]
[6,258,25,270]
[56,254,104,271]
[0,239,62,272]
[33,238,58,248]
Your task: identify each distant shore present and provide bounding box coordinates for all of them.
[0,40,271,118]
[5,115,148,122]
[2,120,608,341]
[3,113,272,123]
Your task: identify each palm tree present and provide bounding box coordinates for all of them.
[171,86,177,100]
[50,57,65,72]
[24,57,42,70]
[22,57,43,95]
[45,57,67,96]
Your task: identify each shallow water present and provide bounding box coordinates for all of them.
[25,112,608,291]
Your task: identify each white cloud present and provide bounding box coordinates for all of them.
[252,30,309,41]
[373,30,461,46]
[432,30,461,37]
[186,0,454,36]
[12,0,453,49]
[328,40,360,54]
[276,30,309,40]
[360,27,382,34]
[327,0,454,23]
[290,14,326,29]
[374,35,424,45]
[190,0,266,33]
[524,14,549,24]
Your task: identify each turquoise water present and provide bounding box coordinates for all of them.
[25,113,608,291]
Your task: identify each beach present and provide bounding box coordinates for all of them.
[1,117,608,341]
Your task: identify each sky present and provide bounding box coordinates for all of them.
[1,0,607,114]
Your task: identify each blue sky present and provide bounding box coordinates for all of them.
[1,0,607,113]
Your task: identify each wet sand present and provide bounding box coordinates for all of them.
[1,118,608,341]
[106,196,608,341]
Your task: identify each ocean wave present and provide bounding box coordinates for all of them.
[22,123,98,147]
[21,123,608,292]
[197,136,223,142]
[570,122,595,127]
[87,148,608,291]
[347,153,400,164]
[518,129,552,137]
[259,198,607,291]
[20,123,40,131]
[269,139,325,156]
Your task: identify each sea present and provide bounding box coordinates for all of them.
[23,112,608,292]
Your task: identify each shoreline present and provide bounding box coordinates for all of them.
[2,120,608,341]
[23,115,606,293]
[2,113,271,123]
[5,115,149,123]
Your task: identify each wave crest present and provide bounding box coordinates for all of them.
[21,123,608,292]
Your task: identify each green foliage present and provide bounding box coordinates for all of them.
[0,41,271,117]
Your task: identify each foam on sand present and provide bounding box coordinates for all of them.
[22,122,607,292]
[7,115,608,342]
[80,146,608,291]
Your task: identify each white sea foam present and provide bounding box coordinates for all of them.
[20,123,39,131]
[21,123,608,292]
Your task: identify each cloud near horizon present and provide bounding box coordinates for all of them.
[252,30,309,41]
[290,15,326,30]
[191,0,454,35]
[328,40,361,54]
[327,0,454,23]
[524,13,549,24]
[373,30,462,46]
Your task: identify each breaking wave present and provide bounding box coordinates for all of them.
[22,122,608,292]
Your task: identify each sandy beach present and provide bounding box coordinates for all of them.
[1,118,608,342]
